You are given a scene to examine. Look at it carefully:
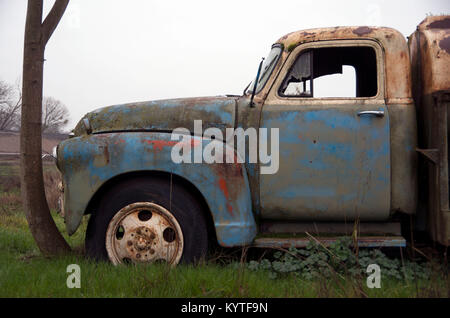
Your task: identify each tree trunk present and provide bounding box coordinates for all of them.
[20,0,70,255]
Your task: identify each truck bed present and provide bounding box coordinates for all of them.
[409,16,450,246]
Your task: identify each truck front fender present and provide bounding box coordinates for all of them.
[58,132,257,247]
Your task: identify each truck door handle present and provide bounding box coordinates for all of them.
[357,110,385,117]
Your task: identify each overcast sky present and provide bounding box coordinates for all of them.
[0,0,448,129]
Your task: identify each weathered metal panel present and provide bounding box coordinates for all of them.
[413,16,450,96]
[235,97,264,218]
[409,16,450,245]
[388,103,418,215]
[260,39,391,221]
[260,222,402,236]
[274,26,412,102]
[253,236,406,248]
[415,92,450,246]
[58,132,257,247]
[260,103,391,221]
[73,96,237,136]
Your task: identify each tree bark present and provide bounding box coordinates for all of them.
[21,0,70,255]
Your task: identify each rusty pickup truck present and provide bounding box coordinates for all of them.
[55,16,450,264]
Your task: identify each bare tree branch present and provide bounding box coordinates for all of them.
[42,96,69,132]
[41,0,69,45]
[0,80,22,130]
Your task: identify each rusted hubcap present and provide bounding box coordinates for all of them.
[106,202,184,265]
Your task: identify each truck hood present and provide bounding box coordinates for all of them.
[74,96,238,136]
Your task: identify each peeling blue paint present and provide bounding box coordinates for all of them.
[277,187,336,198]
[260,105,391,221]
[59,132,256,247]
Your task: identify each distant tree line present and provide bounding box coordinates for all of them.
[0,79,69,133]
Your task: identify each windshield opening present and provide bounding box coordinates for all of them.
[246,45,282,95]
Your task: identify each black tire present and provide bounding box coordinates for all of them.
[85,176,209,264]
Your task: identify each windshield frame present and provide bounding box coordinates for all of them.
[246,44,283,95]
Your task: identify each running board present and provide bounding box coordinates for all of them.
[253,236,406,248]
[260,222,402,236]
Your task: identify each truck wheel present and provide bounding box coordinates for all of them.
[85,176,209,265]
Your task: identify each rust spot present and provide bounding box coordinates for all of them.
[302,31,315,37]
[178,96,221,108]
[353,26,372,36]
[280,31,295,41]
[103,146,109,164]
[439,36,450,54]
[143,140,178,151]
[217,176,236,216]
[427,17,450,29]
[218,178,229,199]
[113,138,126,145]
[93,145,110,167]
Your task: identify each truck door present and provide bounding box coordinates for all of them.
[260,40,391,221]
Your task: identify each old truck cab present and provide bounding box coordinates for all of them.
[56,16,449,265]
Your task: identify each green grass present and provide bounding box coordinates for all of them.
[0,160,448,297]
[0,205,448,297]
[0,159,56,177]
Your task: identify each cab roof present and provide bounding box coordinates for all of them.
[275,26,412,101]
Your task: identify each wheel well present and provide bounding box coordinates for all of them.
[85,170,218,247]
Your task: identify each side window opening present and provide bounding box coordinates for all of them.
[279,46,378,98]
[314,65,356,98]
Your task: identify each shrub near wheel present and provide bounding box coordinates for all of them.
[85,176,209,265]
